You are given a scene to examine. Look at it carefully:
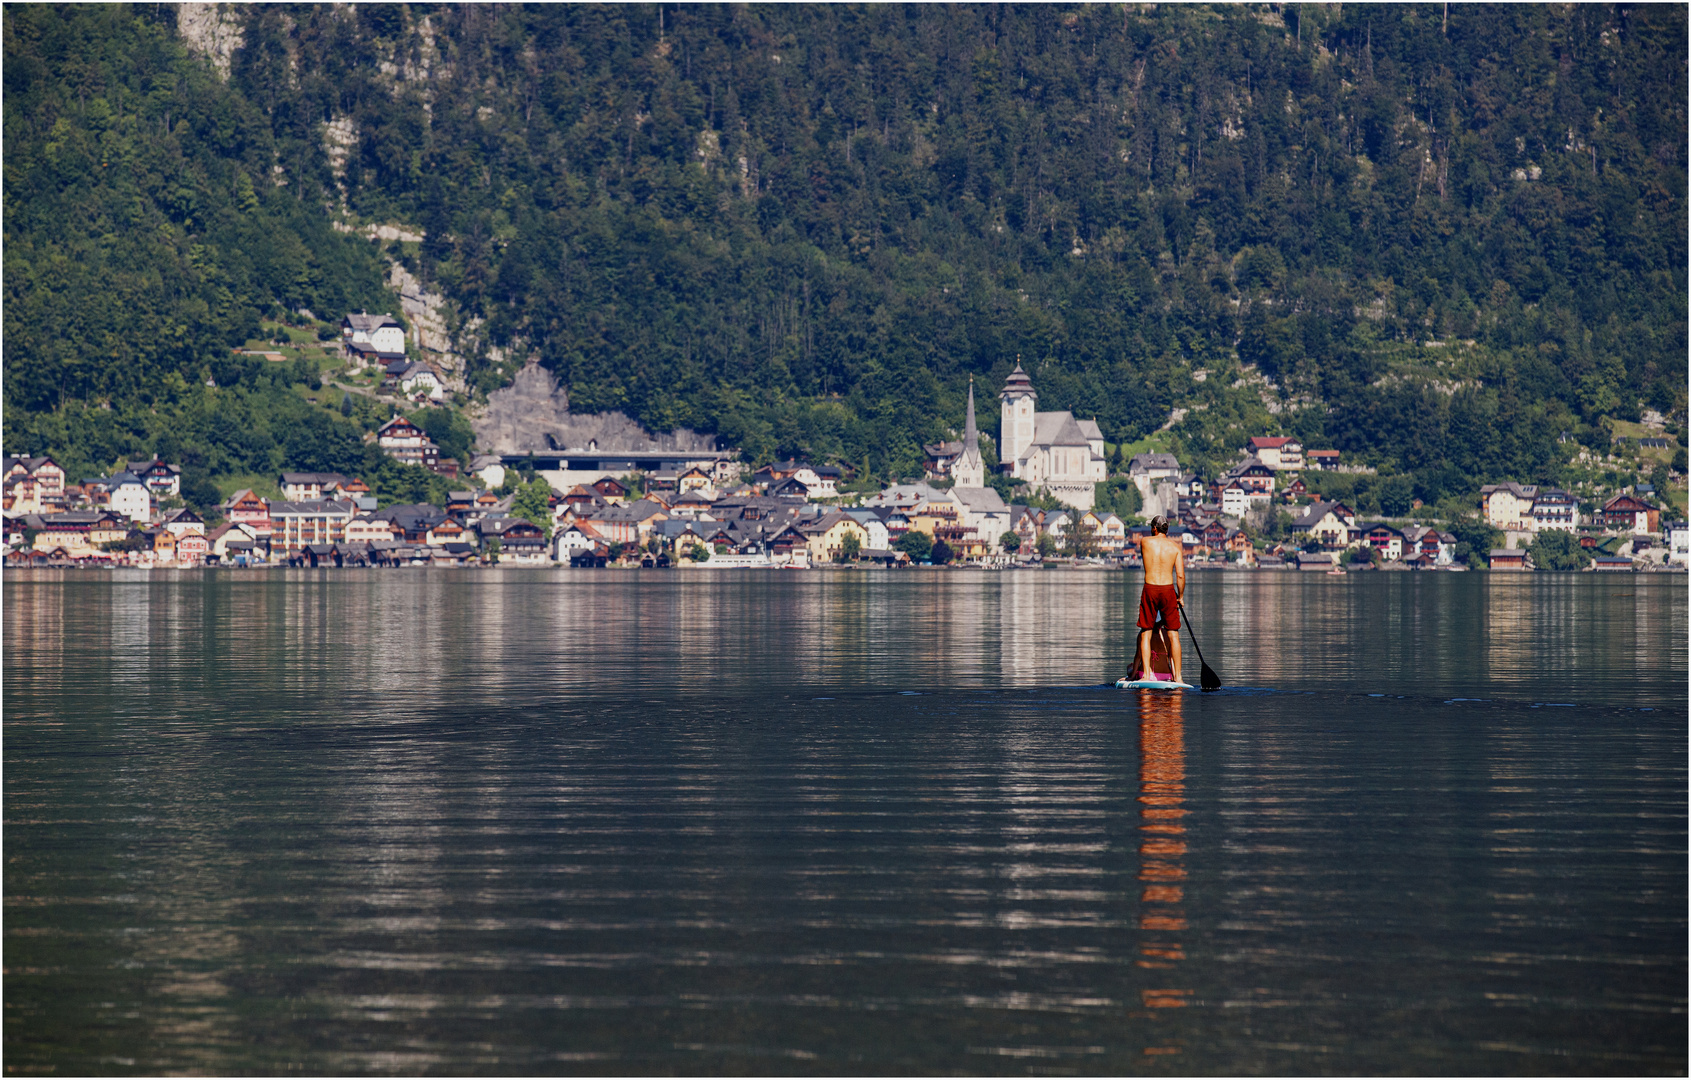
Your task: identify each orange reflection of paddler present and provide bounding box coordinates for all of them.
[1137,689,1191,1056]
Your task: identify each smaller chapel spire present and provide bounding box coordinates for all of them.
[964,376,978,449]
[954,375,985,488]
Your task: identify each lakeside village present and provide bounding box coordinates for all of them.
[6,356,1688,575]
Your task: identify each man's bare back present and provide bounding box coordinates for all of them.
[1138,531,1185,589]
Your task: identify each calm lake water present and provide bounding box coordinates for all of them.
[5,569,1686,1075]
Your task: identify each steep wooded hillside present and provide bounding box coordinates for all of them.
[5,4,1685,502]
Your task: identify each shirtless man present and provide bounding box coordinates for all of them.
[1135,516,1185,681]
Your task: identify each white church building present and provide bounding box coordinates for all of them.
[997,361,1107,511]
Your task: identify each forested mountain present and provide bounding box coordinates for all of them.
[5,4,1685,506]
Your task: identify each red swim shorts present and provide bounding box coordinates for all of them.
[1137,583,1181,631]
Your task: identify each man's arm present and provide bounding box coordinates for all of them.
[1174,543,1186,597]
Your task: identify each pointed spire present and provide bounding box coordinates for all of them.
[964,376,978,449]
[954,376,985,488]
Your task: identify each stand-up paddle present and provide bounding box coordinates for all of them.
[1177,599,1221,691]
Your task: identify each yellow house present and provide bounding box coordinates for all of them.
[426,518,467,546]
[1081,510,1128,553]
[801,512,871,562]
[88,514,129,548]
[33,524,91,557]
[907,492,962,537]
[1480,483,1538,531]
[679,466,714,494]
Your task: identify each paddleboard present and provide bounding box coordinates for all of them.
[1116,677,1195,690]
[1122,623,1186,689]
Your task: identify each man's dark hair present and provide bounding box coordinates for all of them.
[1151,515,1168,534]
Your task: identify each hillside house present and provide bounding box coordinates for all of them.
[126,458,182,498]
[4,456,66,499]
[591,476,630,503]
[678,465,714,493]
[1597,494,1659,535]
[425,518,467,547]
[1529,489,1578,532]
[3,473,45,514]
[1079,510,1128,553]
[376,416,441,470]
[554,520,606,563]
[1225,528,1255,561]
[1128,453,1182,483]
[843,510,891,551]
[224,490,272,536]
[668,489,716,518]
[344,515,400,544]
[106,472,152,522]
[1199,518,1228,554]
[1364,523,1405,561]
[161,508,205,538]
[1480,483,1539,530]
[583,499,667,544]
[1290,501,1357,548]
[1402,525,1456,565]
[1306,450,1341,471]
[492,519,549,563]
[800,511,871,562]
[1220,480,1250,518]
[1222,458,1276,497]
[342,312,407,367]
[794,464,843,499]
[1243,436,1304,470]
[281,472,353,502]
[398,362,446,402]
[29,511,128,557]
[176,532,209,564]
[207,523,263,564]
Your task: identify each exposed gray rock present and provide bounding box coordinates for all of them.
[176,3,243,79]
[473,362,717,455]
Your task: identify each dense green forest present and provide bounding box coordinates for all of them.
[4,4,1685,509]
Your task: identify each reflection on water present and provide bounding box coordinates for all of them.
[9,570,1683,708]
[4,570,1685,1074]
[1137,690,1192,1054]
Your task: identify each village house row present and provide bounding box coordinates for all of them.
[5,367,1686,571]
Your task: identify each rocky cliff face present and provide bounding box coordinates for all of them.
[473,363,716,455]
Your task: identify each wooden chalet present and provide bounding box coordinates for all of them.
[591,475,630,502]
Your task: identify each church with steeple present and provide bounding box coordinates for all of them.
[998,359,1107,511]
[952,378,985,488]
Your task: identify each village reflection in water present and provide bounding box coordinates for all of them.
[6,570,1685,706]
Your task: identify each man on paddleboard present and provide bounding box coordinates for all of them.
[1135,516,1185,681]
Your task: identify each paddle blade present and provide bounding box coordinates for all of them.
[1198,660,1222,691]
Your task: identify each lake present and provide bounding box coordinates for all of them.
[5,569,1685,1074]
